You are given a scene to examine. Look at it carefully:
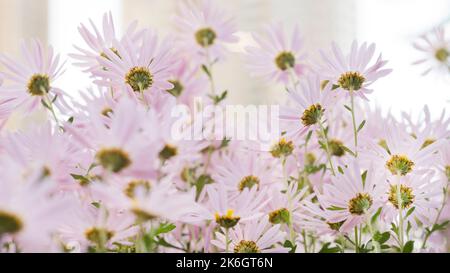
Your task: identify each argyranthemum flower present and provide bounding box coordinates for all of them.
[319,41,392,100]
[213,150,276,194]
[401,105,450,149]
[316,161,386,233]
[362,124,442,177]
[381,171,443,228]
[0,167,70,252]
[196,184,269,228]
[413,26,450,75]
[0,39,67,114]
[94,29,174,104]
[65,98,159,178]
[279,75,336,140]
[211,217,288,253]
[245,22,307,84]
[174,0,238,65]
[70,12,143,74]
[165,58,207,109]
[59,202,138,252]
[0,123,84,190]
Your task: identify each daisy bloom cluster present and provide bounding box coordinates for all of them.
[0,1,449,253]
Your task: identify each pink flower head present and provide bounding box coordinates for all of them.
[245,22,307,84]
[70,11,144,75]
[413,26,450,76]
[174,0,238,65]
[0,39,68,113]
[319,41,392,100]
[211,217,288,253]
[279,75,336,141]
[94,29,174,104]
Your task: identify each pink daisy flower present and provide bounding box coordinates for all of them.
[174,0,238,65]
[70,12,144,74]
[279,75,336,140]
[362,124,442,178]
[211,217,288,253]
[245,22,307,84]
[165,58,208,109]
[0,40,68,114]
[0,123,84,190]
[65,98,159,179]
[196,184,269,229]
[0,169,70,252]
[213,150,277,194]
[94,29,174,104]
[413,26,450,76]
[381,170,443,228]
[319,41,392,100]
[315,161,386,233]
[59,202,138,252]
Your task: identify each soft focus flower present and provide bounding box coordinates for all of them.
[94,29,174,103]
[279,75,336,140]
[0,40,67,113]
[413,26,450,75]
[70,12,143,75]
[211,217,288,253]
[245,22,307,84]
[174,0,238,65]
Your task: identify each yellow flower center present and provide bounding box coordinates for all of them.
[96,148,131,173]
[124,180,152,199]
[125,66,153,92]
[386,155,414,176]
[234,240,260,253]
[238,175,260,191]
[215,209,240,228]
[337,71,365,91]
[270,138,294,158]
[27,74,50,96]
[301,104,324,126]
[388,184,415,209]
[159,144,178,161]
[275,51,296,71]
[435,48,449,62]
[328,139,346,157]
[0,211,23,235]
[195,28,217,47]
[348,193,373,215]
[268,208,290,224]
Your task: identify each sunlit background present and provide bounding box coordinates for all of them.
[0,0,449,119]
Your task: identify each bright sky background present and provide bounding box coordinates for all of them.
[46,0,450,120]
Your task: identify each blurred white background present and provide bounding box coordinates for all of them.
[0,0,449,119]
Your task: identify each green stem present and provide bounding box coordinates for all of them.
[318,121,336,176]
[225,228,230,253]
[354,226,359,253]
[366,213,381,253]
[396,181,405,252]
[349,89,358,157]
[282,157,296,244]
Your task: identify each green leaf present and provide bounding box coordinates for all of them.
[70,173,90,185]
[371,207,382,224]
[305,130,313,143]
[283,240,297,253]
[41,99,50,109]
[405,207,415,219]
[357,120,366,133]
[373,231,390,244]
[327,205,346,211]
[344,105,352,112]
[67,116,74,123]
[403,241,414,253]
[201,64,211,78]
[319,242,340,253]
[91,202,101,209]
[337,166,344,174]
[341,145,356,157]
[361,170,368,186]
[154,223,176,236]
[195,174,214,200]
